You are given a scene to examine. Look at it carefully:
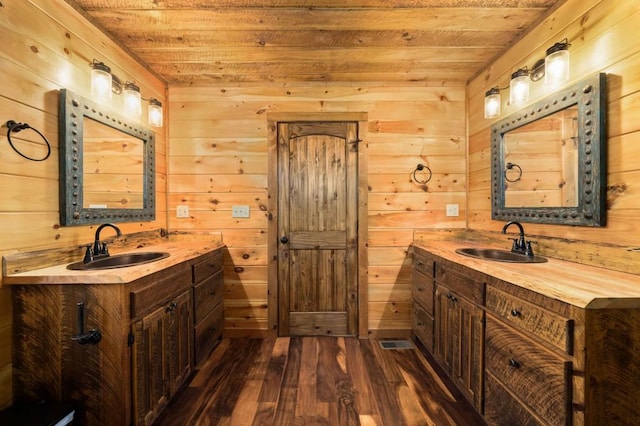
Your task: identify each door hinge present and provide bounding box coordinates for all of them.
[128,332,134,346]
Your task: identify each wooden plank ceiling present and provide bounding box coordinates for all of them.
[65,0,564,85]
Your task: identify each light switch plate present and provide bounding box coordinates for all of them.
[176,205,189,218]
[446,204,459,217]
[232,205,250,218]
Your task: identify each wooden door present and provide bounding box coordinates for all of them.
[277,121,359,336]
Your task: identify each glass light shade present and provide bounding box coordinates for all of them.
[509,69,530,106]
[148,98,163,127]
[123,82,142,117]
[545,43,570,85]
[484,88,501,119]
[90,61,112,101]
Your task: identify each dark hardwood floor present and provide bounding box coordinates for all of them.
[154,337,486,426]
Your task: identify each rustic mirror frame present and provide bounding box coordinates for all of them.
[59,88,156,226]
[491,73,607,226]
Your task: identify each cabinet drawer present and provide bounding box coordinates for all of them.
[193,271,224,324]
[130,263,191,318]
[413,253,433,277]
[484,373,545,426]
[412,304,434,352]
[486,286,573,354]
[435,264,484,304]
[193,252,223,284]
[194,302,224,365]
[485,316,571,426]
[413,270,434,314]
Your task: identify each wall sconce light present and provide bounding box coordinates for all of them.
[545,39,570,85]
[148,98,163,128]
[90,60,112,101]
[123,82,142,117]
[484,39,571,119]
[484,87,501,119]
[89,59,163,127]
[509,68,530,106]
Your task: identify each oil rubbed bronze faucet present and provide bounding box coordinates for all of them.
[501,221,534,257]
[83,223,122,263]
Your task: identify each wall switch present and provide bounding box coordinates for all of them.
[446,204,459,217]
[176,205,189,218]
[232,205,250,218]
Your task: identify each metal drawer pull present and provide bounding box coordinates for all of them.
[446,293,458,302]
[510,309,521,317]
[508,358,521,369]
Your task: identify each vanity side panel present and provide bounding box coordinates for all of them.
[12,286,63,402]
[584,307,640,426]
[12,284,131,425]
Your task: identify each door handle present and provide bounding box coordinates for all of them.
[280,236,288,244]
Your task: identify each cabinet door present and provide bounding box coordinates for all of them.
[132,304,168,426]
[166,290,193,396]
[132,290,193,426]
[435,284,484,411]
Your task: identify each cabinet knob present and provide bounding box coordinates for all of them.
[447,293,457,302]
[510,309,521,317]
[508,358,521,369]
[166,301,178,312]
[280,236,289,244]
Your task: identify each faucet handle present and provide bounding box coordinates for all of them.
[524,241,534,257]
[510,238,521,252]
[83,245,94,263]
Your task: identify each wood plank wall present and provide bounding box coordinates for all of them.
[168,84,467,337]
[468,0,640,251]
[0,0,167,409]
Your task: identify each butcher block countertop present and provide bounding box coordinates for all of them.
[2,241,225,285]
[414,241,640,309]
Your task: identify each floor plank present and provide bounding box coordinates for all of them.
[154,337,486,426]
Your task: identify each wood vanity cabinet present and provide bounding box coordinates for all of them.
[11,246,224,426]
[413,244,640,426]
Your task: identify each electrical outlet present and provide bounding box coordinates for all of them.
[446,204,459,217]
[232,205,250,218]
[176,205,189,218]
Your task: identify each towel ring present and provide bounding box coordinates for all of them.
[5,120,51,162]
[504,162,522,183]
[412,163,432,185]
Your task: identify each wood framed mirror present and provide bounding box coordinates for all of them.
[59,88,156,226]
[491,73,607,226]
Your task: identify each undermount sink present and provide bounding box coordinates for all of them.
[455,248,547,264]
[67,252,170,270]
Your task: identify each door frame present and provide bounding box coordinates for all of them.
[267,112,369,337]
